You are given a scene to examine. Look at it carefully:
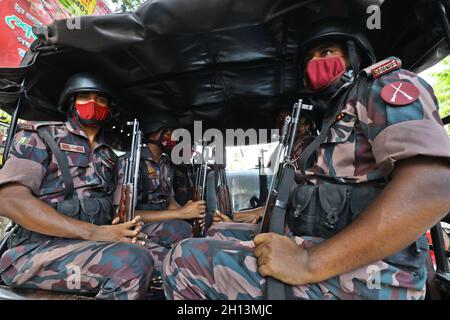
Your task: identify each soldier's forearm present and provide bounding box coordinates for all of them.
[167,198,181,209]
[234,207,263,221]
[136,209,182,223]
[0,183,96,241]
[305,156,450,283]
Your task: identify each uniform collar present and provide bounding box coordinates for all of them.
[65,116,111,150]
[141,146,170,164]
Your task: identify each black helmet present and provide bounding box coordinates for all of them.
[297,17,376,75]
[141,111,179,136]
[58,73,114,112]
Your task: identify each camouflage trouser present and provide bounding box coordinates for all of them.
[205,222,258,241]
[142,219,192,275]
[0,219,192,300]
[162,233,428,300]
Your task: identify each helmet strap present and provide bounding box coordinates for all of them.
[346,40,360,75]
[313,68,353,103]
[147,130,165,149]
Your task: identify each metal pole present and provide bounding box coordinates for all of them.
[2,80,24,164]
[430,222,450,274]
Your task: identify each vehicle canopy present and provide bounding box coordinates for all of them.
[0,0,449,150]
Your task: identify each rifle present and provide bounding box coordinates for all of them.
[250,149,269,208]
[117,119,143,223]
[192,141,208,237]
[258,99,305,299]
[214,145,233,220]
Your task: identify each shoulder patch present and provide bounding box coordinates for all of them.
[34,121,65,129]
[371,59,401,79]
[18,123,35,131]
[380,81,420,106]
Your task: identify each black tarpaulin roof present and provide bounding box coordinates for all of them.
[0,0,448,138]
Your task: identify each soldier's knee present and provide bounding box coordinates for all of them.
[164,238,206,271]
[155,220,193,244]
[126,245,154,272]
[110,244,154,284]
[169,220,192,239]
[162,239,189,284]
[96,244,155,300]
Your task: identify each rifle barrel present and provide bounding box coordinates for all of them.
[285,99,302,160]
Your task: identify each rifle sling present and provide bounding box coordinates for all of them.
[266,165,295,300]
[299,76,361,178]
[139,157,150,204]
[37,127,74,201]
[213,166,220,189]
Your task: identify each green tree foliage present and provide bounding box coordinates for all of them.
[0,217,8,238]
[431,55,450,131]
[110,0,145,11]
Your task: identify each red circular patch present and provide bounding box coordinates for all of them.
[380,81,420,106]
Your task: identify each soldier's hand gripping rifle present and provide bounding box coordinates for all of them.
[214,145,233,220]
[258,99,304,299]
[192,141,208,237]
[117,119,143,223]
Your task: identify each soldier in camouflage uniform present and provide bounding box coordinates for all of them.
[173,164,196,207]
[162,18,450,300]
[116,112,206,274]
[0,73,155,300]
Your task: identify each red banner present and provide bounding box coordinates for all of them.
[0,0,52,67]
[0,0,111,67]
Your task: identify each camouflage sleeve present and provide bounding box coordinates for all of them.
[0,129,49,195]
[357,69,450,178]
[113,155,126,206]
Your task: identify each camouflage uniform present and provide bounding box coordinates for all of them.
[162,57,450,300]
[205,222,259,241]
[173,164,195,206]
[0,118,154,300]
[116,147,192,274]
[133,147,175,209]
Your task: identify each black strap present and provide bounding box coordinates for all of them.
[213,165,220,188]
[347,40,360,75]
[268,166,295,234]
[299,76,362,178]
[139,159,151,204]
[266,165,295,300]
[36,127,74,200]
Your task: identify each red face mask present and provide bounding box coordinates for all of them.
[161,136,177,150]
[305,56,346,91]
[75,101,110,125]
